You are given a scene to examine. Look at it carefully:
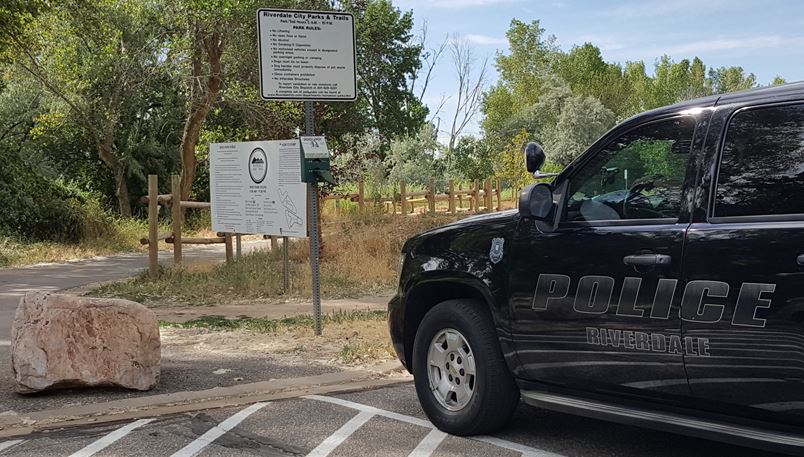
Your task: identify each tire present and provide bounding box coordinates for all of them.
[412,299,520,435]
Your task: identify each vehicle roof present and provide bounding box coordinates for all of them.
[633,80,804,121]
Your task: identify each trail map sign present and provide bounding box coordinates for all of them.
[210,141,307,238]
[257,9,356,101]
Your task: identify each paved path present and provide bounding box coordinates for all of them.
[0,383,785,457]
[0,241,271,342]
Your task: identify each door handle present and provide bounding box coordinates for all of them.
[798,254,804,266]
[623,254,672,266]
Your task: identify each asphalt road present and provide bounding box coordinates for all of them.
[0,383,787,457]
[0,241,272,342]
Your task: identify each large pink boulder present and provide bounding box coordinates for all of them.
[11,292,160,393]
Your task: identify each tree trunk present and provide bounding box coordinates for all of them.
[179,28,223,201]
[179,110,205,201]
[115,169,132,217]
[96,138,131,217]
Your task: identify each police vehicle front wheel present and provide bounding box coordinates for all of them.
[412,299,520,435]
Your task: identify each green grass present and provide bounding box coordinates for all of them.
[160,310,388,333]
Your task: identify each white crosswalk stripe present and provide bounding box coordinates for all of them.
[305,395,566,457]
[0,440,25,454]
[68,419,154,457]
[305,411,375,457]
[169,402,269,457]
[408,428,447,457]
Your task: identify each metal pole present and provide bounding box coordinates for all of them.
[148,175,159,278]
[170,175,183,267]
[305,101,323,336]
[282,235,289,292]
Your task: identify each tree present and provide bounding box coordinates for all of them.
[481,19,558,151]
[494,19,557,107]
[341,0,427,141]
[0,0,43,60]
[331,131,387,197]
[10,0,172,216]
[708,66,757,94]
[553,43,629,117]
[771,76,787,86]
[410,21,447,115]
[449,136,494,181]
[385,123,443,187]
[445,34,488,155]
[494,130,531,196]
[494,78,615,166]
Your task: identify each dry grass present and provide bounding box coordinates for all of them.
[90,210,462,305]
[0,208,217,268]
[0,218,161,268]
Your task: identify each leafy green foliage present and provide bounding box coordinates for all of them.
[480,18,778,176]
[343,0,427,141]
[385,123,444,187]
[447,136,495,181]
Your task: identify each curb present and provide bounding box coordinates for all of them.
[0,362,409,438]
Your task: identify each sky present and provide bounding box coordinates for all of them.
[392,0,804,139]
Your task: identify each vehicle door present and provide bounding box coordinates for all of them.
[509,114,704,398]
[682,101,804,423]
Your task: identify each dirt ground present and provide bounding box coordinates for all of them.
[152,295,390,323]
[161,315,396,371]
[157,295,397,370]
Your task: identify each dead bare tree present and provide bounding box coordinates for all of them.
[410,21,448,121]
[446,34,488,155]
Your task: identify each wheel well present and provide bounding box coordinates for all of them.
[404,281,491,373]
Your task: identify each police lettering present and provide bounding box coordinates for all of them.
[532,274,775,328]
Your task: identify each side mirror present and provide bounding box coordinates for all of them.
[524,142,545,173]
[519,183,554,220]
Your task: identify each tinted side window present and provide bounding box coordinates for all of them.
[715,103,804,218]
[565,117,695,223]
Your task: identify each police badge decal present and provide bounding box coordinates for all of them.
[490,237,504,264]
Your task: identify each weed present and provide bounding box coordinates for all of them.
[338,341,395,365]
[160,310,388,332]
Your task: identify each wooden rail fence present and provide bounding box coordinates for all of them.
[142,175,511,278]
[140,174,249,278]
[324,178,504,216]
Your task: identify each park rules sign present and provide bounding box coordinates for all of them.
[257,9,357,101]
[210,141,307,238]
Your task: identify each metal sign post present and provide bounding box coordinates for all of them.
[257,8,356,336]
[305,101,323,336]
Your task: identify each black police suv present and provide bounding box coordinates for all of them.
[389,82,804,454]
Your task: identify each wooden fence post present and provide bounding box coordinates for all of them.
[148,175,158,278]
[496,179,502,211]
[170,175,182,267]
[399,181,407,216]
[224,233,233,263]
[473,179,480,213]
[428,179,436,214]
[458,182,463,210]
[484,179,492,211]
[358,178,365,214]
[448,180,455,214]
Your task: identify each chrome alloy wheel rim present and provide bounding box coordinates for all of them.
[427,328,476,411]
